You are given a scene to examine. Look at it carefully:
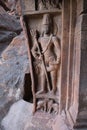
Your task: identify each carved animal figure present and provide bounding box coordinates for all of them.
[37,100,47,111]
[52,103,59,114]
[47,100,59,114]
[47,99,53,113]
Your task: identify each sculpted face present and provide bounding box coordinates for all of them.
[42,24,50,34]
[42,14,52,35]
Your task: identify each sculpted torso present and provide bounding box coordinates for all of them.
[39,36,56,62]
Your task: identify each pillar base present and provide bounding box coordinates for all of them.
[74,110,87,129]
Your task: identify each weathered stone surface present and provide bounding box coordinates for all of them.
[1,100,52,130]
[52,114,71,130]
[7,0,21,15]
[1,100,33,130]
[0,30,17,43]
[0,5,7,13]
[0,0,10,11]
[0,10,22,34]
[0,32,29,122]
[7,0,17,11]
[1,100,70,130]
[75,129,87,130]
[0,5,22,45]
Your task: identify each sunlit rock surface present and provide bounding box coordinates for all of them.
[0,32,29,122]
[1,100,70,130]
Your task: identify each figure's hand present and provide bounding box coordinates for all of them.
[50,61,59,65]
[49,58,60,65]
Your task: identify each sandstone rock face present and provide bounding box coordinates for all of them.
[52,114,71,130]
[1,100,53,130]
[1,100,33,130]
[0,32,29,122]
[0,30,17,43]
[1,100,70,130]
[0,0,10,11]
[0,5,22,45]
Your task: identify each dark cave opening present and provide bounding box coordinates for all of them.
[23,73,33,103]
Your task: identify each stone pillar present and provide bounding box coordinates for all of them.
[66,0,87,128]
[74,0,87,128]
[66,0,77,110]
[60,0,78,127]
[67,0,82,126]
[60,0,70,111]
[61,0,87,128]
[60,0,77,114]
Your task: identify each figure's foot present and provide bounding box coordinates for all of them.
[36,90,45,95]
[49,90,56,95]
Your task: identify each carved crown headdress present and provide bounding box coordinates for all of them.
[42,14,52,25]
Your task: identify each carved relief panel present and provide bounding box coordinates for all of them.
[37,0,62,10]
[21,0,62,114]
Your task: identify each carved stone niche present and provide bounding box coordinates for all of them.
[20,0,87,129]
[21,0,62,114]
